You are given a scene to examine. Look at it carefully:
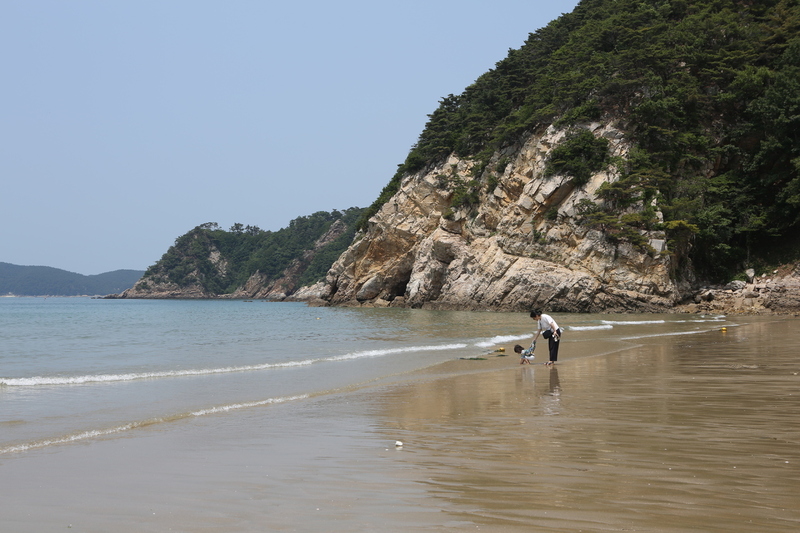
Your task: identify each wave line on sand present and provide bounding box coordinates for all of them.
[602,320,666,325]
[0,394,309,455]
[1,343,468,387]
[474,335,530,348]
[0,360,313,387]
[569,325,614,331]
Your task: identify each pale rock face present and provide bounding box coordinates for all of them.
[323,124,679,312]
[120,270,211,299]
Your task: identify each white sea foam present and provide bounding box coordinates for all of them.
[0,422,145,455]
[190,394,308,416]
[0,394,309,455]
[568,324,614,331]
[601,320,666,325]
[324,343,468,362]
[673,317,727,323]
[620,329,708,341]
[474,335,529,348]
[0,360,313,387]
[0,343,468,387]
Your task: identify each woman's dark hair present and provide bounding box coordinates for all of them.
[530,310,541,318]
[514,344,524,353]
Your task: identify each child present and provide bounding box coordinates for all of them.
[514,343,535,364]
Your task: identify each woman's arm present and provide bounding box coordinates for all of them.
[547,318,559,340]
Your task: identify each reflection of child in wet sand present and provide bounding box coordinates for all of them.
[514,343,535,364]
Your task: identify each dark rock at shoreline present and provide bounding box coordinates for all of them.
[678,264,800,315]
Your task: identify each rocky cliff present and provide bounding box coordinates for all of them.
[315,123,679,312]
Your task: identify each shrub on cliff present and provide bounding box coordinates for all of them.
[544,129,610,186]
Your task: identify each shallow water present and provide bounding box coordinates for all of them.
[0,298,519,453]
[1,299,798,531]
[371,321,800,532]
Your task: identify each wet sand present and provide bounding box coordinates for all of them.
[2,317,799,532]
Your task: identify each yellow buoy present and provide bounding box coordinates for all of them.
[721,327,727,332]
[497,347,505,352]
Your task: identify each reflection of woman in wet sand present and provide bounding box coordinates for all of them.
[548,367,560,395]
[541,366,561,415]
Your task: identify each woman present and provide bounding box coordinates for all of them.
[530,309,563,365]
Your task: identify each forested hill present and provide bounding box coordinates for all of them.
[0,263,144,296]
[360,0,800,282]
[118,208,364,299]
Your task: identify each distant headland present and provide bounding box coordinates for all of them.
[0,262,143,297]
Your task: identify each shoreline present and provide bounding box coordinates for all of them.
[100,293,800,316]
[103,265,800,316]
[106,262,800,316]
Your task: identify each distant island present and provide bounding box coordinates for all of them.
[0,262,144,296]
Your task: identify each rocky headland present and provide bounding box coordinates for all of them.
[113,122,800,316]
[298,123,799,315]
[112,1,800,316]
[310,124,676,312]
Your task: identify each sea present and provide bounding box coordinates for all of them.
[1,297,798,532]
[0,297,729,455]
[0,297,482,453]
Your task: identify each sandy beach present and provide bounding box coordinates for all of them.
[2,315,799,532]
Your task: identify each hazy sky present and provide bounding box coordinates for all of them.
[1,0,579,275]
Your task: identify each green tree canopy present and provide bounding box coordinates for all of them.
[143,208,364,294]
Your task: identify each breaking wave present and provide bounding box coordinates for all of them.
[1,343,469,387]
[474,335,530,348]
[601,320,666,325]
[568,324,614,331]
